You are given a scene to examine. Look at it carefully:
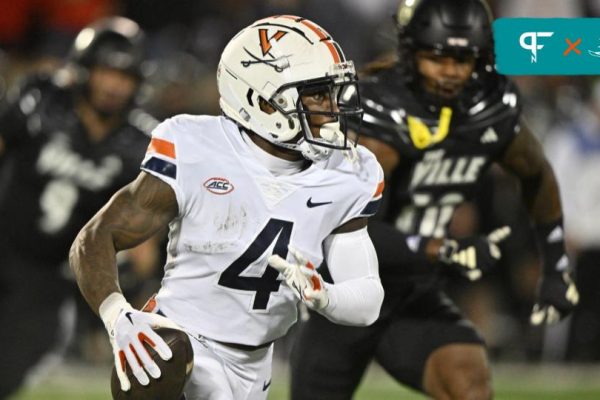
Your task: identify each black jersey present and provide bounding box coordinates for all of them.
[356,65,521,239]
[0,74,153,266]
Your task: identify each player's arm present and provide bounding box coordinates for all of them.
[499,122,561,222]
[360,134,510,279]
[270,217,385,327]
[499,121,578,325]
[70,171,176,312]
[317,218,384,325]
[69,171,180,391]
[370,218,510,280]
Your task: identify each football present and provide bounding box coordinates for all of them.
[111,327,194,400]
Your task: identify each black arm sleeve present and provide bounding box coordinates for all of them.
[367,219,433,274]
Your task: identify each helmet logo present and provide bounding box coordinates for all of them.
[241,29,291,72]
[259,29,287,56]
[447,37,469,47]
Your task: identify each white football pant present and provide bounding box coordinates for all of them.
[183,334,273,400]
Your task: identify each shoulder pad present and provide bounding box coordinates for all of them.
[148,114,227,164]
[356,70,419,157]
[463,75,521,129]
[320,145,384,219]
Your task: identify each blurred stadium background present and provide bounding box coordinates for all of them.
[2,0,600,398]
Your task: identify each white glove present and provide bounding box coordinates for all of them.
[99,292,181,391]
[269,247,329,310]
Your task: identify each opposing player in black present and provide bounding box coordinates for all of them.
[0,17,153,397]
[291,1,579,399]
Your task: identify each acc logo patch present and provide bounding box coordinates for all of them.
[204,177,235,195]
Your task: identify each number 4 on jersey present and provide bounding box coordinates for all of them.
[218,218,293,310]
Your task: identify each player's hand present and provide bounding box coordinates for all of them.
[100,294,180,391]
[438,226,511,281]
[530,270,579,325]
[268,247,329,310]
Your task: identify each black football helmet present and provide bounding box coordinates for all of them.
[69,16,146,79]
[395,0,495,107]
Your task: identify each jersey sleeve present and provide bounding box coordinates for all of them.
[140,117,186,214]
[472,74,523,157]
[497,79,523,150]
[340,146,385,225]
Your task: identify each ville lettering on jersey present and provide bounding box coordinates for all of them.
[352,65,521,264]
[409,149,487,189]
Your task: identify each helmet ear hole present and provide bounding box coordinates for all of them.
[258,97,276,114]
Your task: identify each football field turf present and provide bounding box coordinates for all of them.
[10,361,600,399]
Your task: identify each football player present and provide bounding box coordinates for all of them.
[69,16,385,400]
[0,17,152,398]
[290,1,579,399]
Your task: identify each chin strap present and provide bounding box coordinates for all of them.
[298,122,358,162]
[297,138,331,161]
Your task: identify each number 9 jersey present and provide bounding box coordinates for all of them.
[141,114,384,346]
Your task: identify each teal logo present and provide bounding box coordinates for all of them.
[494,18,600,75]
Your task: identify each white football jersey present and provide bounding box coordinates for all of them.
[141,115,383,346]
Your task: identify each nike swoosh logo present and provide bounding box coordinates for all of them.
[263,379,272,391]
[125,312,134,324]
[307,197,333,208]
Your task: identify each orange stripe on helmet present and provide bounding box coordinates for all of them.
[299,18,327,39]
[323,41,341,63]
[278,15,302,21]
[147,138,176,159]
[278,15,341,63]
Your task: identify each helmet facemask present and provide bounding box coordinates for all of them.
[267,63,363,161]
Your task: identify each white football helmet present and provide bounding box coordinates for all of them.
[218,15,362,161]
